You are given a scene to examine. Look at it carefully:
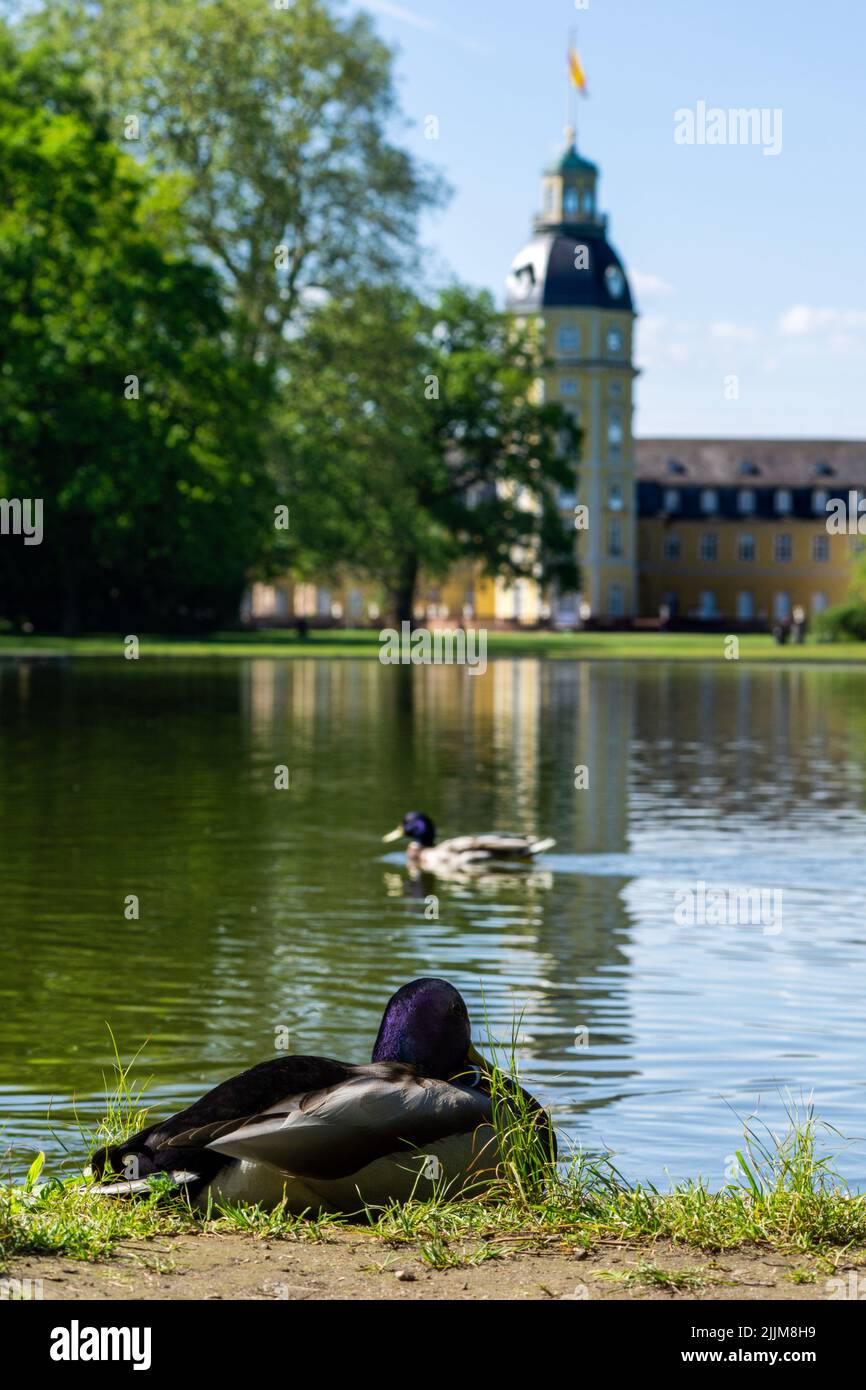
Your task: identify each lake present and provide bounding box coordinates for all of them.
[1,655,864,1189]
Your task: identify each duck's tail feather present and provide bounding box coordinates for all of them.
[530,837,556,855]
[86,1169,200,1199]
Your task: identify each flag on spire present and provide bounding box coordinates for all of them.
[568,45,588,95]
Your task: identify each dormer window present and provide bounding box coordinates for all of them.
[812,488,829,515]
[775,488,792,515]
[663,488,680,512]
[738,460,760,476]
[700,488,719,514]
[666,459,686,475]
[737,489,755,514]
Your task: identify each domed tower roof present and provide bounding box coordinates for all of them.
[544,147,599,178]
[507,130,633,315]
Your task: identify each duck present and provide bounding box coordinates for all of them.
[89,978,555,1214]
[382,812,556,876]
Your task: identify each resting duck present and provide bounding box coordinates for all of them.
[90,978,554,1214]
[383,812,556,875]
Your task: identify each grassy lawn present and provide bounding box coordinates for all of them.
[1,628,866,663]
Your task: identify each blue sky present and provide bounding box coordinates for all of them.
[356,0,866,439]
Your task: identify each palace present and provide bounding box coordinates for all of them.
[248,129,865,631]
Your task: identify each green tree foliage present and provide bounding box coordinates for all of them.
[281,285,580,620]
[0,31,275,631]
[26,0,443,359]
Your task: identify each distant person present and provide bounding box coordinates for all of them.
[296,616,309,641]
[791,606,807,644]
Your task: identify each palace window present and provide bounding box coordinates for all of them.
[608,583,624,616]
[560,376,578,397]
[774,534,792,562]
[700,488,719,514]
[663,488,681,513]
[775,488,793,515]
[812,592,828,614]
[774,591,792,620]
[737,534,756,562]
[607,410,623,446]
[737,489,755,514]
[812,534,829,562]
[664,534,681,561]
[736,591,755,620]
[607,520,623,557]
[605,328,624,355]
[699,532,718,561]
[697,590,719,618]
[608,482,624,511]
[812,488,829,515]
[557,325,580,354]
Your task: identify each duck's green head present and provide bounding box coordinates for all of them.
[372,977,471,1080]
[382,812,436,848]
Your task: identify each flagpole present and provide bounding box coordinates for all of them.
[569,25,577,147]
[564,29,572,146]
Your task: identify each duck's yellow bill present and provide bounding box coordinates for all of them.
[382,826,404,843]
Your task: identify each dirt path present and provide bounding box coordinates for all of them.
[8,1231,853,1300]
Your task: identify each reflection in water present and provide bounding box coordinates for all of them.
[1,657,865,1188]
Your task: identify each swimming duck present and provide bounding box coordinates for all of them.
[90,978,554,1214]
[382,812,556,876]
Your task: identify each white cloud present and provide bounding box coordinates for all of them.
[709,320,761,343]
[363,1,491,54]
[635,314,694,368]
[778,304,866,337]
[631,270,673,297]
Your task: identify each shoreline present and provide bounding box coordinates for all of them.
[3,630,866,664]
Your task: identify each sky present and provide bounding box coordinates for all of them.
[355,0,866,440]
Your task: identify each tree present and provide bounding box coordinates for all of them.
[24,0,444,360]
[280,284,580,620]
[0,30,276,631]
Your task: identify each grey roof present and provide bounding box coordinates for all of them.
[506,233,634,314]
[635,438,866,486]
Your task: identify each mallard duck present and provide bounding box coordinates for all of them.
[382,812,556,875]
[89,978,554,1214]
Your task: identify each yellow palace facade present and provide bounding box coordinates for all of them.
[248,130,865,630]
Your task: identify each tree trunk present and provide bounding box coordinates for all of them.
[390,555,419,626]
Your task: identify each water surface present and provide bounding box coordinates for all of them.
[1,656,864,1187]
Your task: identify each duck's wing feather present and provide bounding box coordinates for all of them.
[90,1055,354,1185]
[206,1064,494,1180]
[440,833,555,858]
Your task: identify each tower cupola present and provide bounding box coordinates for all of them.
[538,126,603,230]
